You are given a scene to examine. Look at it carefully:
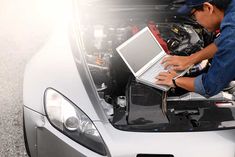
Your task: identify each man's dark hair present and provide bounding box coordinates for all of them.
[193,0,232,11]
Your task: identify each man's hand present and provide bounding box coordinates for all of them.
[155,70,178,87]
[161,43,217,71]
[161,55,193,71]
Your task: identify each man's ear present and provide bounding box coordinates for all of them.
[203,2,214,14]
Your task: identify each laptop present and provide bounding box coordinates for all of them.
[116,26,190,91]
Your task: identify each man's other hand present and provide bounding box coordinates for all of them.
[155,70,178,87]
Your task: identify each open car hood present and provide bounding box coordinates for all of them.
[73,0,235,132]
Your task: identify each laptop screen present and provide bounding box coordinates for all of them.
[117,28,163,73]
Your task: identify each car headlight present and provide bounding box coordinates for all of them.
[44,88,107,156]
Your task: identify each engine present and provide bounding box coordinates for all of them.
[79,20,235,132]
[76,0,235,132]
[81,22,208,96]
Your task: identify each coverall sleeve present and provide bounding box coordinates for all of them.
[194,25,235,97]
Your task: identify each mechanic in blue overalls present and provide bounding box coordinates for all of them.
[156,0,235,98]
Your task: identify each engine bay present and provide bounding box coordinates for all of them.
[78,4,235,131]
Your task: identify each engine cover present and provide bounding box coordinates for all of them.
[126,78,169,125]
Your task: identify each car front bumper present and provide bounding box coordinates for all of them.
[24,106,235,157]
[23,107,107,157]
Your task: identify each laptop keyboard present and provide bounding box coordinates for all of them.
[140,61,168,83]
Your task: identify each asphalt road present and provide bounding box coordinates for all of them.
[0,0,60,156]
[0,46,31,157]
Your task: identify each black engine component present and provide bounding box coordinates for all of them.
[167,37,181,51]
[126,78,169,126]
[166,23,204,56]
[171,23,190,39]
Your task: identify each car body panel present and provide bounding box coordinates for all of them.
[24,107,107,157]
[24,107,39,157]
[23,23,104,121]
[95,122,235,157]
[24,106,235,157]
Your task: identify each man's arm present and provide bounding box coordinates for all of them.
[174,77,195,91]
[190,43,217,64]
[162,43,218,71]
[157,74,208,97]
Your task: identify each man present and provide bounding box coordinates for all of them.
[156,0,235,97]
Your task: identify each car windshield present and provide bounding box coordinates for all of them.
[74,0,235,132]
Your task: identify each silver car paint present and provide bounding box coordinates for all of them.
[23,22,106,122]
[24,105,235,157]
[24,107,107,157]
[95,122,235,157]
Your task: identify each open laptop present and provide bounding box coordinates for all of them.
[116,26,190,91]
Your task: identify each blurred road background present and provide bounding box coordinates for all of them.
[0,0,66,156]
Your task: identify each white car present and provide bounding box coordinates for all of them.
[23,0,235,156]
